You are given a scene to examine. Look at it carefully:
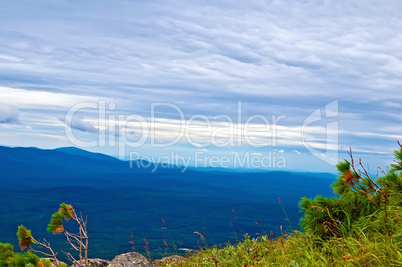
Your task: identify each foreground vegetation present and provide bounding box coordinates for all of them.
[157,144,402,266]
[1,204,87,267]
[161,229,401,266]
[2,143,402,266]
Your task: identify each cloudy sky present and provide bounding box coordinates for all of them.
[0,0,401,172]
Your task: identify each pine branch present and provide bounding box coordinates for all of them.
[63,251,77,266]
[29,238,59,266]
[358,159,381,190]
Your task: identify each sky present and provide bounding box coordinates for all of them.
[0,0,401,172]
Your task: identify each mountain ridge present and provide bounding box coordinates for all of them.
[0,145,337,259]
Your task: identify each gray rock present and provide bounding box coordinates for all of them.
[153,255,184,265]
[87,258,110,267]
[70,258,110,267]
[107,252,152,267]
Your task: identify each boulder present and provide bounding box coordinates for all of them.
[71,258,110,267]
[107,252,152,267]
[86,258,110,267]
[153,255,184,265]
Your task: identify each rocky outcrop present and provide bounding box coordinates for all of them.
[66,253,184,267]
[71,258,110,267]
[87,258,110,267]
[107,252,152,267]
[153,255,184,265]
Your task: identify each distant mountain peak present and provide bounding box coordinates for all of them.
[54,147,120,162]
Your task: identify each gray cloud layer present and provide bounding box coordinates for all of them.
[0,103,19,123]
[1,1,400,105]
[60,116,98,134]
[0,0,401,166]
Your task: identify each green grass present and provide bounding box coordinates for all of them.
[156,145,402,266]
[3,144,402,266]
[156,228,402,266]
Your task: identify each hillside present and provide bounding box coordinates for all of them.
[0,146,335,260]
[154,144,402,266]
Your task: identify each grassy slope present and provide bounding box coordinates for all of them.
[156,150,402,267]
[156,229,401,266]
[154,223,402,265]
